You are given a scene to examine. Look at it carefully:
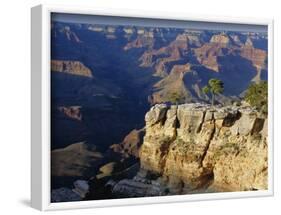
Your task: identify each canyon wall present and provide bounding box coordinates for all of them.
[140,103,268,191]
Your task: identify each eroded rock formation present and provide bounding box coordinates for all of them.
[140,103,268,191]
[110,128,145,158]
[51,60,93,78]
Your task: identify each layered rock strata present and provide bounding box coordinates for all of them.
[51,60,93,78]
[140,103,268,191]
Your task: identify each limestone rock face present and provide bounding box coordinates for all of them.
[140,104,268,191]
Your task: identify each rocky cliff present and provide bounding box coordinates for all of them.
[51,60,93,78]
[140,103,268,192]
[53,103,268,200]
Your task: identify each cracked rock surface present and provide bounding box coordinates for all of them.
[140,103,268,191]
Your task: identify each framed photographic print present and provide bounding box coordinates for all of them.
[31,4,274,211]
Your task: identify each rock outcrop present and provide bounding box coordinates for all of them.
[51,60,93,78]
[140,103,268,191]
[110,128,145,158]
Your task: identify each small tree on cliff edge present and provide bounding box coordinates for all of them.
[244,81,268,114]
[202,78,224,105]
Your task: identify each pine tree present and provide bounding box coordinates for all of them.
[202,78,224,105]
[244,81,268,114]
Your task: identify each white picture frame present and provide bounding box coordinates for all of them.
[31,4,274,211]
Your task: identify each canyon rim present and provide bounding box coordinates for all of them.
[50,12,269,202]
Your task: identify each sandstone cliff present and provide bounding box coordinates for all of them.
[59,104,268,200]
[140,103,268,192]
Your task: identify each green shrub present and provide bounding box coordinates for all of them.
[244,81,268,114]
[202,78,224,105]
